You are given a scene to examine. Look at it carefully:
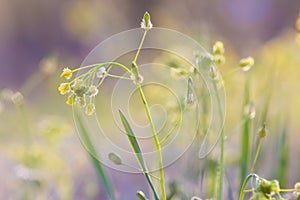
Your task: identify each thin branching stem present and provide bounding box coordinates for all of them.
[133,29,166,200]
[239,173,260,200]
[250,137,263,173]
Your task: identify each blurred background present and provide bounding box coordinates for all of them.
[0,0,300,199]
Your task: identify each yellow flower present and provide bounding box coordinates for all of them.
[58,83,71,95]
[60,68,73,79]
[66,94,75,106]
[85,103,95,115]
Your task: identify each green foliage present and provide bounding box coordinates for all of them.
[119,110,159,200]
[73,107,116,200]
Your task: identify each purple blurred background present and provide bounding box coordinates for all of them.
[0,0,299,88]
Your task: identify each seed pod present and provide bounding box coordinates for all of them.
[258,123,268,138]
[136,191,147,200]
[108,152,122,165]
[186,77,194,104]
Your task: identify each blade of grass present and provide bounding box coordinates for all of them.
[73,107,116,200]
[119,110,159,200]
[240,76,251,186]
[277,124,288,187]
[212,78,225,200]
[225,170,234,200]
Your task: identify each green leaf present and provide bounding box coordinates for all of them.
[277,125,288,187]
[240,77,251,186]
[73,107,116,200]
[119,110,159,200]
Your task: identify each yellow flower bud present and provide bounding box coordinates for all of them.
[77,95,86,108]
[60,67,73,79]
[58,83,71,95]
[213,41,225,55]
[258,123,268,138]
[239,57,254,71]
[66,94,75,106]
[270,180,280,194]
[85,103,95,115]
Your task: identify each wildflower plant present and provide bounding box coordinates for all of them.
[58,11,228,199]
[57,11,299,200]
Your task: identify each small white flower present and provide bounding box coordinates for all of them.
[209,65,220,80]
[87,85,98,97]
[96,67,107,78]
[130,74,144,84]
[239,56,254,71]
[141,19,153,30]
[244,101,256,119]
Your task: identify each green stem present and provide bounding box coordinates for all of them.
[279,189,295,193]
[213,80,225,200]
[250,138,263,173]
[137,84,166,199]
[133,30,147,63]
[160,121,180,145]
[239,173,259,200]
[73,62,132,75]
[106,74,132,80]
[133,29,166,200]
[96,66,113,88]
